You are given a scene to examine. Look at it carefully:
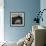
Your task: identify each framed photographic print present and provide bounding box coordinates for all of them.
[10,12,25,27]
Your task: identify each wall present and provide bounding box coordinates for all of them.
[4,0,40,42]
[40,0,46,27]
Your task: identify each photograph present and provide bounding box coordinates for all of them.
[10,12,25,27]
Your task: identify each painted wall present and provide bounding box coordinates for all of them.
[40,0,46,27]
[4,0,40,42]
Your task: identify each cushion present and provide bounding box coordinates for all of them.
[17,37,25,46]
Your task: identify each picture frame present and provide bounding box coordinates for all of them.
[10,12,25,27]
